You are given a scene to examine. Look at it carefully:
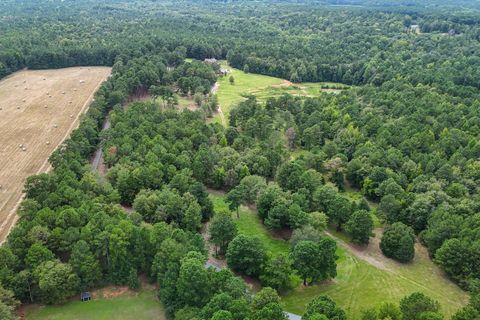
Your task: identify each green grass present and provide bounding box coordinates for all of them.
[282,243,468,319]
[209,193,290,257]
[209,192,469,319]
[250,82,345,103]
[25,289,166,320]
[214,61,285,124]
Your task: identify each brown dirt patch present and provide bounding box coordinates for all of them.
[0,67,111,243]
[270,80,293,87]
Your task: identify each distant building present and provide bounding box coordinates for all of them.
[220,68,230,76]
[410,25,420,34]
[204,58,218,64]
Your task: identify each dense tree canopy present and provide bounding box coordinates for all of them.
[0,0,479,318]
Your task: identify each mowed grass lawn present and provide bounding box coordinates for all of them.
[25,289,166,320]
[209,192,469,319]
[214,61,285,124]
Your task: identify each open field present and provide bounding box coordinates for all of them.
[214,62,285,123]
[24,287,165,320]
[0,67,111,242]
[209,193,469,319]
[214,61,347,124]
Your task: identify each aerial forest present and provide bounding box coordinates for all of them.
[0,1,479,320]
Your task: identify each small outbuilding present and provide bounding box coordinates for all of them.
[80,292,91,302]
[204,58,218,64]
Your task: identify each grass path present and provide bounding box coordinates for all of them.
[208,192,469,319]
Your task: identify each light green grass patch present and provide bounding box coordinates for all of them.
[214,61,285,124]
[25,289,166,320]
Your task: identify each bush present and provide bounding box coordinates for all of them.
[380,222,415,262]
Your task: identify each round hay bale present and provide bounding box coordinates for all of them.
[17,106,20,110]
[53,124,58,128]
[24,87,28,90]
[19,144,23,148]
[62,91,66,94]
[70,114,73,118]
[44,105,48,108]
[22,147,27,152]
[46,141,50,145]
[22,99,26,102]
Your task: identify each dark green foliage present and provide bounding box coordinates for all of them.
[34,260,79,305]
[250,287,288,320]
[400,292,441,320]
[69,240,102,290]
[226,235,267,277]
[259,255,293,291]
[209,211,238,255]
[303,295,346,320]
[291,239,337,286]
[380,223,415,263]
[345,210,374,245]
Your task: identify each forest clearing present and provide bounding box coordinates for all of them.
[24,286,166,320]
[0,67,111,242]
[214,62,348,124]
[210,193,469,319]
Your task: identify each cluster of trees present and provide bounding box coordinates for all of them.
[2,0,480,90]
[227,78,480,287]
[0,0,479,318]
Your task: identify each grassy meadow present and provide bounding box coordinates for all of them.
[209,193,469,319]
[25,288,166,320]
[214,61,285,124]
[214,61,348,124]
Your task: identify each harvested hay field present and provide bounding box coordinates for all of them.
[0,67,111,242]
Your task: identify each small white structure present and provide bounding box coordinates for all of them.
[204,58,218,64]
[53,124,58,128]
[410,25,420,34]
